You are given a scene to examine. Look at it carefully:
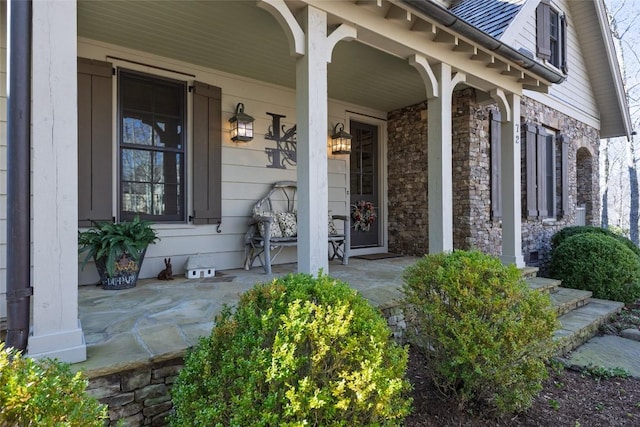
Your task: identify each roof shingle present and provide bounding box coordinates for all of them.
[449,0,524,39]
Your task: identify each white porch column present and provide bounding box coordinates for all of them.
[296,7,328,274]
[293,7,354,274]
[28,0,86,362]
[427,63,464,253]
[492,90,525,267]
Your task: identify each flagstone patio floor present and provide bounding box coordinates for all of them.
[73,256,418,377]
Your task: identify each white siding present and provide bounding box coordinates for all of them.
[77,38,379,284]
[0,1,6,320]
[507,0,599,129]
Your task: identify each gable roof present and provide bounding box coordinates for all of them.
[449,0,524,39]
[436,0,631,138]
[570,0,632,138]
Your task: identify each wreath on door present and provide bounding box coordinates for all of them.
[351,200,377,232]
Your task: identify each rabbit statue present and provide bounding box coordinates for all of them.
[157,258,174,280]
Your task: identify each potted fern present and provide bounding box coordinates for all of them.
[79,216,159,290]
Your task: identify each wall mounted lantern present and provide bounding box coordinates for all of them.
[330,122,352,155]
[229,103,254,142]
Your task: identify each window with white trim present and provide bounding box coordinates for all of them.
[77,58,222,226]
[536,0,568,73]
[119,70,186,222]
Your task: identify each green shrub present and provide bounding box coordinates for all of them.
[402,250,557,415]
[170,274,412,427]
[549,233,640,303]
[551,225,640,258]
[0,343,107,426]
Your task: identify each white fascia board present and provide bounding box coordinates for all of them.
[594,0,633,137]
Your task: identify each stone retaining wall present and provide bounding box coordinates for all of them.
[85,307,408,426]
[86,357,184,427]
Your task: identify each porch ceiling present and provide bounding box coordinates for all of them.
[77,0,428,113]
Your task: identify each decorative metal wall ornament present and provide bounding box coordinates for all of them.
[265,112,297,169]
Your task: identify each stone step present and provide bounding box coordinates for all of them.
[550,287,592,316]
[525,276,562,293]
[520,266,539,279]
[554,298,625,356]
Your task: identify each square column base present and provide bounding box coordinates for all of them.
[28,320,86,364]
[500,254,526,269]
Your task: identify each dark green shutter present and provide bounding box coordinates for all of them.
[78,58,113,227]
[525,123,538,218]
[191,81,222,225]
[536,0,551,60]
[490,110,502,219]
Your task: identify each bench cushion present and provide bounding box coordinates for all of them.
[256,211,283,238]
[277,212,297,237]
[328,210,338,235]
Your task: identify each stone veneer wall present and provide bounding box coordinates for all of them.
[519,96,600,272]
[86,357,184,427]
[387,102,429,255]
[577,147,596,225]
[386,90,600,272]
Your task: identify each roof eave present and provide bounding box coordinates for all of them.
[400,0,565,85]
[594,0,633,139]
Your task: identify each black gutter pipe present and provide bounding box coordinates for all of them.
[6,0,33,352]
[401,0,566,84]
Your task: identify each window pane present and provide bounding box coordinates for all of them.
[122,149,152,182]
[122,113,154,146]
[121,182,152,215]
[119,71,185,221]
[362,174,374,196]
[154,83,183,116]
[122,77,152,111]
[153,152,182,185]
[154,116,183,149]
[155,183,183,216]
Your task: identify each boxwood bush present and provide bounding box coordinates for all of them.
[170,274,412,426]
[549,233,640,303]
[551,225,640,258]
[0,343,107,426]
[402,251,557,415]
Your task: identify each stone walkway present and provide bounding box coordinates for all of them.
[562,334,640,378]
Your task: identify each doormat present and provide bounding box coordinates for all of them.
[353,253,403,260]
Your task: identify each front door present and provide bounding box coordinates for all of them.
[350,120,380,248]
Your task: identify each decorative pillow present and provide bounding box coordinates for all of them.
[328,210,338,235]
[256,211,283,238]
[277,212,297,237]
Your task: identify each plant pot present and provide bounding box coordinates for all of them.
[94,249,147,290]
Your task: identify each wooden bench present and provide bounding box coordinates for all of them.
[243,181,350,274]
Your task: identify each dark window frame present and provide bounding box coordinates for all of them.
[118,69,187,223]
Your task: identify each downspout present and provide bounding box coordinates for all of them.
[6,0,32,352]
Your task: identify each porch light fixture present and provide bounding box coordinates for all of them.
[330,122,352,155]
[229,103,254,142]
